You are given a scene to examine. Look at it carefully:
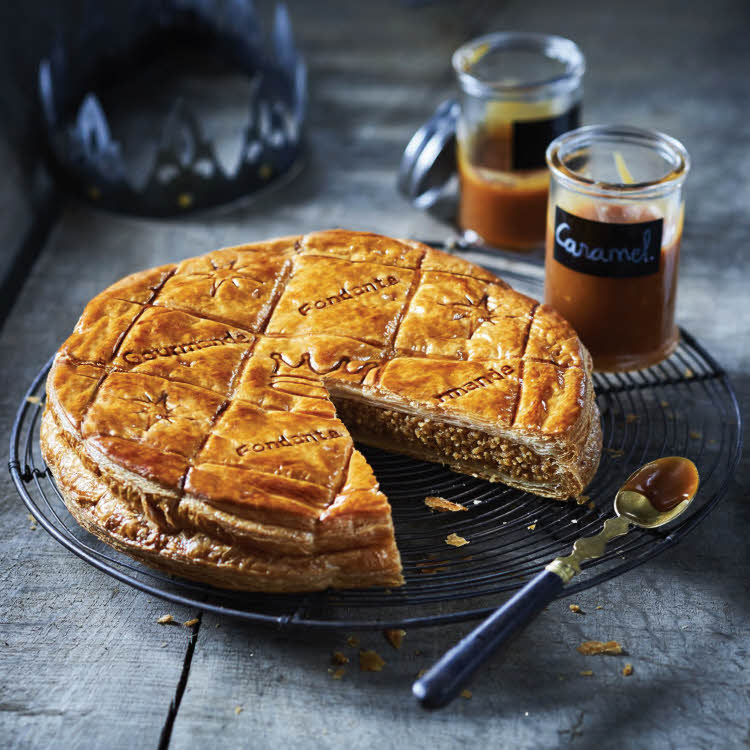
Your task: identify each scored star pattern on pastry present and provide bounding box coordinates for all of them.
[184,258,265,298]
[440,293,500,338]
[131,391,175,430]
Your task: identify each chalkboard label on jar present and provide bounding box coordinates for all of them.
[512,104,581,171]
[552,206,662,278]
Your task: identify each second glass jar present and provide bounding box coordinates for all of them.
[453,32,585,250]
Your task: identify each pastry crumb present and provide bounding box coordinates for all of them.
[329,666,346,680]
[157,614,174,625]
[424,496,467,512]
[607,448,624,458]
[416,668,427,678]
[569,604,583,614]
[689,430,702,440]
[346,635,360,648]
[527,523,537,531]
[622,663,634,676]
[359,649,385,672]
[331,651,349,665]
[160,642,168,648]
[595,605,603,610]
[660,400,669,408]
[417,558,448,574]
[576,494,590,505]
[588,501,596,510]
[418,565,447,574]
[579,670,593,677]
[577,640,624,655]
[383,629,406,649]
[183,618,199,627]
[234,705,243,715]
[445,533,469,547]
[26,395,41,405]
[625,413,639,423]
[684,367,694,378]
[460,689,472,699]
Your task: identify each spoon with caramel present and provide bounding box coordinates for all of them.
[413,457,700,710]
[615,456,699,526]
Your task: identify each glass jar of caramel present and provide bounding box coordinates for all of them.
[545,125,690,372]
[452,32,584,251]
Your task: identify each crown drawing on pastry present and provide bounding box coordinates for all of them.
[38,0,307,217]
[269,351,378,398]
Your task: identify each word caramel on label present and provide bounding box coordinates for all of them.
[237,428,344,455]
[433,365,515,403]
[553,206,662,278]
[298,275,400,316]
[121,331,250,365]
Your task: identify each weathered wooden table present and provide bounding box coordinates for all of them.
[1,1,748,747]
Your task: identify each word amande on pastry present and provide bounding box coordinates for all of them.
[433,365,516,403]
[297,275,402,316]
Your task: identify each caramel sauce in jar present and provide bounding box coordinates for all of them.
[622,457,699,512]
[544,125,690,372]
[452,33,584,252]
[545,202,683,371]
[458,132,549,251]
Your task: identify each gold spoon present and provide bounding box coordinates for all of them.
[413,457,700,710]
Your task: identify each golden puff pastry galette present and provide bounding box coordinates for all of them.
[42,230,601,591]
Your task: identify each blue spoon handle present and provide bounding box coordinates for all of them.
[412,569,564,710]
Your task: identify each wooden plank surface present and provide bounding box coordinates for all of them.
[1,0,748,748]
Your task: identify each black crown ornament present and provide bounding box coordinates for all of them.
[38,0,307,217]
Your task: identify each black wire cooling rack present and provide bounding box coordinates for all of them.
[9,264,742,630]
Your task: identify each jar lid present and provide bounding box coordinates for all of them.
[397,99,458,212]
